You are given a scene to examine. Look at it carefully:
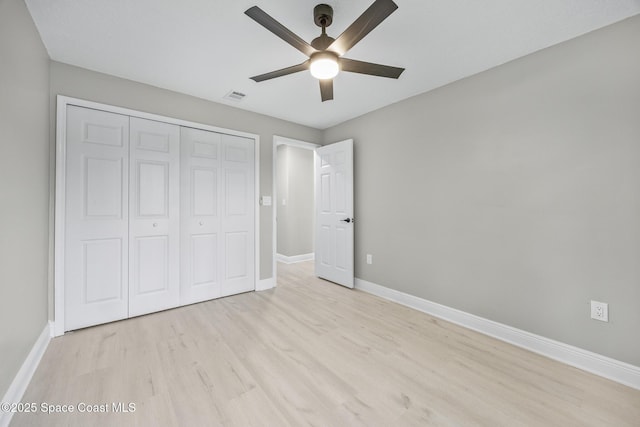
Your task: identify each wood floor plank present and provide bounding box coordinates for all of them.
[10,261,640,426]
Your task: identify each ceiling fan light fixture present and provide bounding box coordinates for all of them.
[309,51,339,80]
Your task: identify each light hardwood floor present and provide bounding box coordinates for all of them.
[11,261,640,426]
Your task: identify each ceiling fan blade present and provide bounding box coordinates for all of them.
[340,58,404,79]
[250,61,310,82]
[319,79,334,102]
[245,6,317,57]
[328,0,398,56]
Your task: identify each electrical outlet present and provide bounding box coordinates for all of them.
[590,300,608,322]
[366,254,373,265]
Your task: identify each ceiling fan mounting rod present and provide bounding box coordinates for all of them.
[311,4,336,51]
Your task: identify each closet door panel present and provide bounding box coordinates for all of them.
[65,106,129,331]
[129,118,180,317]
[180,127,222,304]
[221,134,255,297]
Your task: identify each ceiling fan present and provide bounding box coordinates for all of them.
[245,0,405,102]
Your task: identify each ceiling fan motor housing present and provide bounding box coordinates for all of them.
[311,33,335,50]
[314,4,333,28]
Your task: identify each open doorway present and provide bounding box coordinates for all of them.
[272,136,320,280]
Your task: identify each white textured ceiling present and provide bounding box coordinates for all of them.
[25,0,640,129]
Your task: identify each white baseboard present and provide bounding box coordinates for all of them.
[0,322,53,427]
[276,253,314,264]
[256,277,276,291]
[355,278,640,390]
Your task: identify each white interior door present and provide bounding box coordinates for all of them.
[180,127,222,304]
[314,139,354,288]
[128,117,180,316]
[221,134,255,297]
[65,106,130,330]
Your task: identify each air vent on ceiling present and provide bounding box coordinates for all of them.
[224,90,246,102]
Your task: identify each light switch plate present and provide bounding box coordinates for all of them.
[260,196,272,206]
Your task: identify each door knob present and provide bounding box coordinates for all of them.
[199,221,204,226]
[152,223,158,227]
[340,218,354,223]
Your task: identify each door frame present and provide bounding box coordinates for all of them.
[271,136,320,283]
[54,95,261,336]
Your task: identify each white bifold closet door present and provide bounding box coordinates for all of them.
[180,127,255,304]
[65,106,130,330]
[128,117,180,317]
[220,132,255,297]
[180,127,222,304]
[64,104,255,332]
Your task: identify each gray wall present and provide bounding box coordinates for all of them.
[324,15,640,366]
[276,145,315,257]
[0,0,50,398]
[49,61,323,299]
